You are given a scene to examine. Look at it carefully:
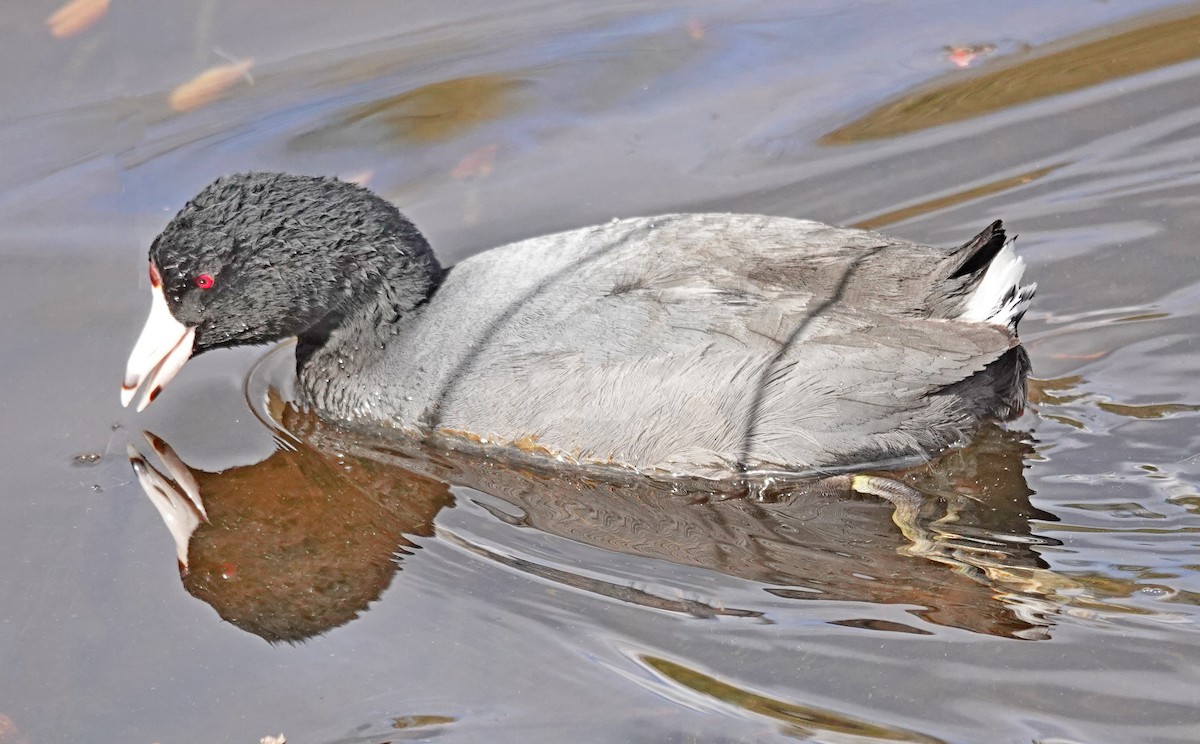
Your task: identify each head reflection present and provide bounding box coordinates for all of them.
[130,409,1081,643]
[128,428,452,643]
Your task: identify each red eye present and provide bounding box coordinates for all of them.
[194,274,215,290]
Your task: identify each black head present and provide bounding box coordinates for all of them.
[123,172,440,411]
[151,171,435,351]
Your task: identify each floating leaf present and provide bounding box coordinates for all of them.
[45,0,109,39]
[168,58,255,113]
[944,44,995,68]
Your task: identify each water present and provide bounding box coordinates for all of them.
[3,1,1200,742]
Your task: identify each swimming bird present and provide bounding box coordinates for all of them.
[122,172,1034,481]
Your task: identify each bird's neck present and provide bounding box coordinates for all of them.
[296,249,443,418]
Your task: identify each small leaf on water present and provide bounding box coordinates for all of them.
[45,0,109,39]
[169,58,255,113]
[943,44,996,68]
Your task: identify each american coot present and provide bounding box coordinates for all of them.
[122,172,1035,480]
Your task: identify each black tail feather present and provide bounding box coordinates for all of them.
[951,220,1006,279]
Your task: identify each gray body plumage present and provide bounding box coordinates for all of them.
[304,213,1029,479]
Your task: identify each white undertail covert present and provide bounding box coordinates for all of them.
[958,240,1036,330]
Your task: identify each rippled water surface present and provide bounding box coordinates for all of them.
[4,1,1200,742]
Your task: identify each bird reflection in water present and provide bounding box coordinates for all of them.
[129,426,453,643]
[127,403,1136,644]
